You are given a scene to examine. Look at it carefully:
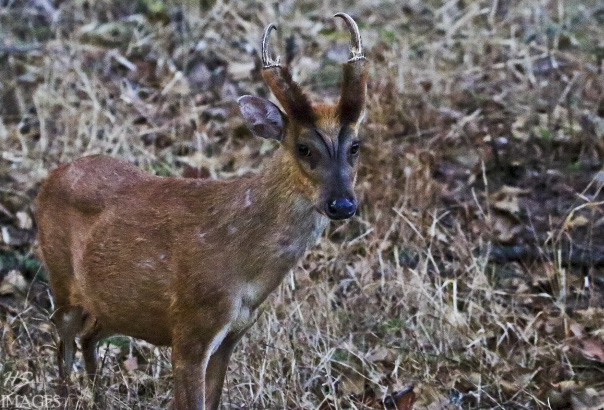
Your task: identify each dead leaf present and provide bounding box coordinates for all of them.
[339,369,365,396]
[547,381,604,410]
[0,270,28,296]
[569,321,585,338]
[573,337,604,363]
[1,225,31,246]
[564,215,590,230]
[366,346,395,364]
[384,386,417,410]
[493,195,519,215]
[490,186,529,214]
[16,211,32,229]
[123,355,139,373]
[450,147,481,169]
[570,387,604,410]
[489,211,523,243]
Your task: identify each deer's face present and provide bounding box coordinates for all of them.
[284,111,362,220]
[238,99,364,220]
[238,13,368,221]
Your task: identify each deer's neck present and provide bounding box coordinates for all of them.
[233,149,328,291]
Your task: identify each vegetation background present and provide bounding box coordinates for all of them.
[1,0,604,408]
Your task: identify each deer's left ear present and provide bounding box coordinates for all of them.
[238,95,286,141]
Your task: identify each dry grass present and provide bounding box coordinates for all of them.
[2,0,604,408]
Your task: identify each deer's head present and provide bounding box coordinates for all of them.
[238,13,368,220]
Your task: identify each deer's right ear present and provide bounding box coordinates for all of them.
[238,95,286,141]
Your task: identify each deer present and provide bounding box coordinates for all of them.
[35,12,369,410]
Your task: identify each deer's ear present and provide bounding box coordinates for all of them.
[238,95,286,141]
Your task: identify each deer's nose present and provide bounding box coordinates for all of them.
[325,198,357,220]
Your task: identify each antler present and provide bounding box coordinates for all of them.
[261,24,280,68]
[261,24,315,125]
[334,13,369,125]
[260,14,368,127]
[334,12,364,61]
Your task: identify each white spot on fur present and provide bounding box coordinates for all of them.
[228,225,238,235]
[244,188,253,208]
[137,259,156,269]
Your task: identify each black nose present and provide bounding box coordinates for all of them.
[325,198,357,220]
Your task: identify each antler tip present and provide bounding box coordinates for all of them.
[333,12,356,24]
[262,23,281,68]
[333,12,364,61]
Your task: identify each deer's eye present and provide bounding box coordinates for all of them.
[297,144,311,157]
[350,142,360,156]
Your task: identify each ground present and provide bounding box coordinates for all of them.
[1,0,604,409]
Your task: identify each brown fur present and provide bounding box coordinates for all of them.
[36,151,330,410]
[313,104,340,129]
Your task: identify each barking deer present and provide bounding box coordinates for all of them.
[36,13,368,410]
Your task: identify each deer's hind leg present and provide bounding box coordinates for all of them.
[80,316,104,380]
[51,305,85,380]
[39,230,82,380]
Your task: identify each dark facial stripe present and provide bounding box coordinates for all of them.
[338,126,354,160]
[337,126,349,145]
[314,129,335,158]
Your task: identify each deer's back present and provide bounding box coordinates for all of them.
[37,155,149,214]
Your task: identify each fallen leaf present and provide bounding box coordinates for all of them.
[564,215,590,230]
[1,225,31,246]
[570,387,604,410]
[490,186,529,214]
[384,386,416,410]
[573,337,604,363]
[569,321,585,338]
[366,346,395,364]
[0,270,28,296]
[489,211,523,243]
[16,211,32,229]
[123,355,139,373]
[547,381,604,410]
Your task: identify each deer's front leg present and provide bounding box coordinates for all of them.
[204,341,233,410]
[172,342,206,410]
[172,319,231,410]
[205,324,251,410]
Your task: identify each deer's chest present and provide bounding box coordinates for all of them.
[229,214,328,334]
